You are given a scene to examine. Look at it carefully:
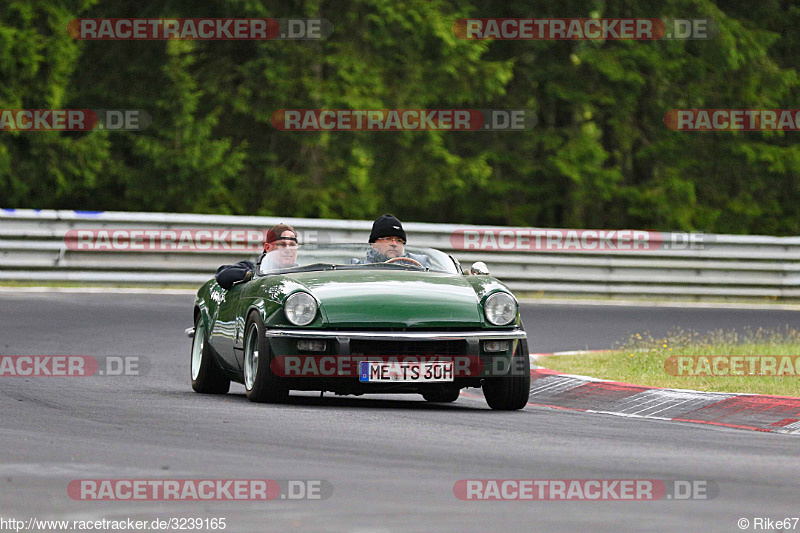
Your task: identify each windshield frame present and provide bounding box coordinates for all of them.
[255,243,460,276]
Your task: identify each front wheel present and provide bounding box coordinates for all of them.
[191,314,230,394]
[482,338,530,410]
[243,311,289,403]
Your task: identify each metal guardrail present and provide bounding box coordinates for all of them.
[2,208,800,299]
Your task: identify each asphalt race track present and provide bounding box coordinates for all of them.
[1,291,799,532]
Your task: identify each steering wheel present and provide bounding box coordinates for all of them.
[385,256,424,268]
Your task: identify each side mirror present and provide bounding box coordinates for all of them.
[470,261,489,275]
[231,270,253,287]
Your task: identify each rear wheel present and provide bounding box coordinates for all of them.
[191,314,230,394]
[422,387,461,403]
[243,311,289,403]
[483,337,530,410]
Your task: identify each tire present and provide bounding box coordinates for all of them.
[243,311,289,403]
[482,337,530,411]
[422,387,461,403]
[191,314,230,394]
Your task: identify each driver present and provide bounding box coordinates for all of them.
[215,224,298,289]
[360,214,430,267]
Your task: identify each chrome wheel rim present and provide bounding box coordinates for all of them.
[244,323,259,390]
[190,325,203,380]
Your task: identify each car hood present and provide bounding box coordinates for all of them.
[283,269,485,328]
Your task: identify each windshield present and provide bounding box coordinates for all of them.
[257,243,459,275]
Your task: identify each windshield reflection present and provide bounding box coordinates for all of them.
[257,244,458,275]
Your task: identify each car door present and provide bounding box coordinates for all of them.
[209,282,249,371]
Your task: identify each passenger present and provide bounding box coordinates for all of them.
[215,224,298,289]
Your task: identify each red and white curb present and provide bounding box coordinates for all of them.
[527,352,800,435]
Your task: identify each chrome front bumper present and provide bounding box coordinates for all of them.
[263,329,526,341]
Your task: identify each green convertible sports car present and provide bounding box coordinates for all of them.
[187,243,530,410]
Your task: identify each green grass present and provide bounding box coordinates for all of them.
[541,327,800,397]
[515,292,800,306]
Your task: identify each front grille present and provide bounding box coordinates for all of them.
[350,339,467,357]
[326,327,479,332]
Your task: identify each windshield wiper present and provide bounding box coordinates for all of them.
[261,263,338,275]
[349,262,429,271]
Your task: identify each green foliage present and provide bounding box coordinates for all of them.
[1,0,799,234]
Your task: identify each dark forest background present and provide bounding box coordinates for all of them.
[2,0,799,234]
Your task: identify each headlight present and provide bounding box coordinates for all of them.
[484,292,517,326]
[284,292,318,326]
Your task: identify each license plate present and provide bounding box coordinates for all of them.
[359,361,454,382]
